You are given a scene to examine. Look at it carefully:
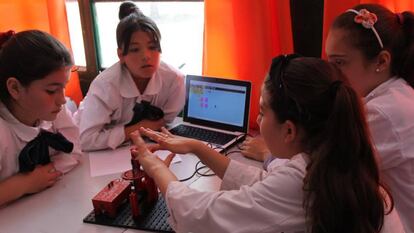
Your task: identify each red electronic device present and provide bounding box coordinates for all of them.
[92,179,131,218]
[91,151,159,219]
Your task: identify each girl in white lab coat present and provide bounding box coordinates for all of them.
[130,55,404,233]
[325,4,414,232]
[0,30,81,206]
[243,5,414,232]
[76,2,185,151]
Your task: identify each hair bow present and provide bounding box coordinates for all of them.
[353,9,378,29]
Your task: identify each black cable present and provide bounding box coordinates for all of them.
[178,143,217,181]
[178,138,245,182]
[195,161,215,176]
[178,169,198,182]
[224,150,242,156]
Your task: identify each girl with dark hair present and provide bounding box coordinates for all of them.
[75,2,185,151]
[325,4,414,232]
[0,30,81,206]
[129,55,404,233]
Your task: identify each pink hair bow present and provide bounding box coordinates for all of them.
[353,9,378,29]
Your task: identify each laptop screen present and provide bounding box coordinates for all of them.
[183,75,251,132]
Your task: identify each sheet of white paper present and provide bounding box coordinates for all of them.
[88,146,182,177]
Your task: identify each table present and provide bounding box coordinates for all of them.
[0,146,261,233]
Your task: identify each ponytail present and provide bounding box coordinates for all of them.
[398,12,414,87]
[0,30,16,102]
[305,81,390,233]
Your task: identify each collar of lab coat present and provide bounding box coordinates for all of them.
[266,152,309,172]
[0,101,52,142]
[364,76,399,103]
[119,62,162,99]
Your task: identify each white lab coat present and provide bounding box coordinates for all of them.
[0,101,81,181]
[75,61,185,151]
[165,153,404,233]
[364,77,414,233]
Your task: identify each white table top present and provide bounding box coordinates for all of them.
[0,145,260,233]
[0,149,205,233]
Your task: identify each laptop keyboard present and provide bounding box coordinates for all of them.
[170,125,236,145]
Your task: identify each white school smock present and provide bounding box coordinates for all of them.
[75,61,185,151]
[364,77,414,233]
[165,153,404,233]
[0,101,81,181]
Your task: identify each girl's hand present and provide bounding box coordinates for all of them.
[130,130,175,178]
[124,119,165,141]
[240,136,270,162]
[138,127,201,155]
[24,163,62,194]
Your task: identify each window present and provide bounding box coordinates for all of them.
[66,0,86,67]
[66,0,204,81]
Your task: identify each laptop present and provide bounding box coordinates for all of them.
[169,75,251,152]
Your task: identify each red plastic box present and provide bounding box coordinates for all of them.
[92,179,131,218]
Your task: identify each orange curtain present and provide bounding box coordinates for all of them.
[203,0,293,129]
[0,0,83,105]
[322,0,414,58]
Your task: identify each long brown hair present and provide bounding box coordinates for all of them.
[265,55,393,233]
[332,4,414,88]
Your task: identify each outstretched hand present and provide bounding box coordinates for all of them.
[138,127,200,155]
[130,130,175,177]
[139,127,230,180]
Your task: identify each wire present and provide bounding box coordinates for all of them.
[178,143,218,181]
[195,161,215,177]
[178,169,198,182]
[178,135,246,182]
[224,150,242,156]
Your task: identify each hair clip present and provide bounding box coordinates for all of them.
[347,9,384,49]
